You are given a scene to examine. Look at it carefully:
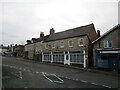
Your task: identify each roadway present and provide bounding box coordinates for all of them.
[2,56,119,89]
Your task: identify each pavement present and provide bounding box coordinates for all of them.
[19,57,120,77]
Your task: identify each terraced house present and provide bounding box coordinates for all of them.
[92,24,120,71]
[42,23,98,68]
[24,32,49,60]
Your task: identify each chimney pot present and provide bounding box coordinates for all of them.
[97,30,100,37]
[50,28,55,34]
[40,32,44,38]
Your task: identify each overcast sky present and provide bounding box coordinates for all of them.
[0,0,119,46]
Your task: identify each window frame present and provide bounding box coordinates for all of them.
[45,43,49,49]
[68,40,73,47]
[78,38,84,46]
[52,43,56,48]
[60,41,64,48]
[103,40,112,48]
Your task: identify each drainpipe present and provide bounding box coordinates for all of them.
[83,50,86,68]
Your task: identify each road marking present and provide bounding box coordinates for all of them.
[54,74,64,82]
[102,85,111,88]
[23,68,26,71]
[91,83,98,85]
[19,71,22,79]
[27,70,31,72]
[75,79,79,81]
[41,72,64,83]
[65,77,69,79]
[81,80,87,83]
[11,71,22,79]
[41,72,53,82]
[54,80,63,83]
[36,72,39,74]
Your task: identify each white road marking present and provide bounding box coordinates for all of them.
[54,74,64,82]
[36,72,39,74]
[27,70,31,72]
[75,79,79,81]
[3,64,112,88]
[65,77,69,79]
[81,80,87,83]
[54,80,63,83]
[102,85,111,88]
[23,68,26,71]
[91,83,98,85]
[19,71,22,79]
[41,72,64,83]
[19,68,22,70]
[41,72,53,82]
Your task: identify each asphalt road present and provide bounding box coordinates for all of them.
[2,56,119,89]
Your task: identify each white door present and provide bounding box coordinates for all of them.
[64,51,70,65]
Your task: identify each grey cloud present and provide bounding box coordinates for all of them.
[0,0,118,45]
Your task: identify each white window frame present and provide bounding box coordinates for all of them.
[45,44,48,49]
[31,40,34,43]
[103,40,112,48]
[78,38,84,46]
[68,40,73,47]
[60,41,64,48]
[52,43,56,48]
[35,46,38,52]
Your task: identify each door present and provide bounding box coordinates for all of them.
[64,51,70,65]
[39,53,42,62]
[110,54,118,72]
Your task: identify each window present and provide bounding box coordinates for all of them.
[31,40,34,43]
[60,41,64,48]
[68,40,73,47]
[45,44,49,49]
[103,40,112,48]
[52,43,55,48]
[35,47,38,52]
[78,38,84,46]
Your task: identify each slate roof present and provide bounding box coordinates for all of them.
[92,24,119,44]
[0,46,8,49]
[26,35,50,45]
[44,23,93,42]
[35,35,50,42]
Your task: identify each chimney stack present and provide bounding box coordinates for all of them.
[97,30,100,37]
[27,40,31,44]
[40,32,44,38]
[50,28,55,34]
